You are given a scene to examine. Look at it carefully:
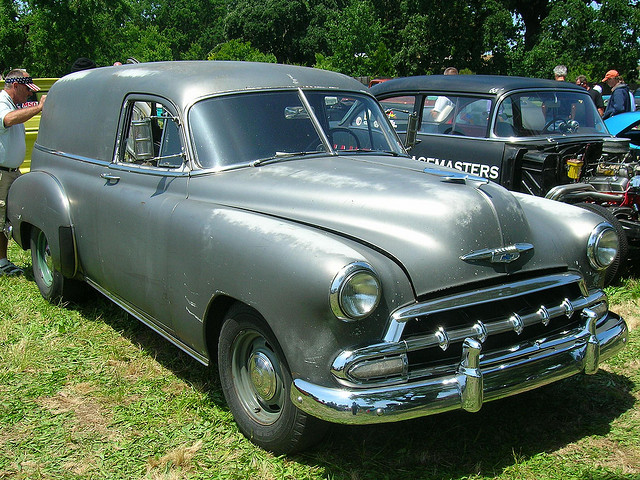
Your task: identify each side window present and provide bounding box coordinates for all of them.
[121,100,183,168]
[452,98,491,138]
[421,95,491,137]
[378,96,416,132]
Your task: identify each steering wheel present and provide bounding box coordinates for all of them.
[542,118,567,133]
[328,128,361,150]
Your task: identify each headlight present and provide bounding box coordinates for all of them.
[587,223,619,270]
[330,262,381,321]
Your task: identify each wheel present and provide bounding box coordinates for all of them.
[575,202,629,285]
[217,304,329,454]
[30,227,83,303]
[328,127,361,150]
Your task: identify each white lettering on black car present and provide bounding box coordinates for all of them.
[414,156,500,180]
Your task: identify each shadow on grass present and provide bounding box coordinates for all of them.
[298,370,636,479]
[57,287,636,480]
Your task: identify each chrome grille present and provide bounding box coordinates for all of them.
[396,273,599,374]
[332,272,607,386]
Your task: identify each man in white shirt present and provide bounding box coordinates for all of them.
[431,67,458,121]
[0,69,46,275]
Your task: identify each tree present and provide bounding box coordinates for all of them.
[7,0,136,76]
[224,0,311,64]
[502,0,551,50]
[509,0,640,81]
[393,1,489,76]
[134,0,227,61]
[207,39,276,62]
[314,0,393,77]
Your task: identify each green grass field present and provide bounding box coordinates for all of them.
[1,243,638,479]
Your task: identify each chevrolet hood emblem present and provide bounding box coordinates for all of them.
[460,243,534,264]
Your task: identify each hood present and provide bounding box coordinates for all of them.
[191,155,583,296]
[604,111,640,137]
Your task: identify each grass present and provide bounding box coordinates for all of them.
[1,242,639,479]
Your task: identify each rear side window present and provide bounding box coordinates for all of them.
[420,95,491,138]
[119,100,184,168]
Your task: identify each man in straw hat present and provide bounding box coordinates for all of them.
[0,69,46,275]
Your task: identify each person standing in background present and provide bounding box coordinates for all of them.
[602,70,631,119]
[0,69,46,275]
[553,65,568,81]
[576,75,605,116]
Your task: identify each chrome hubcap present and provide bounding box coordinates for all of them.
[249,352,277,401]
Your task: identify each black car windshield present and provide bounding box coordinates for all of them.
[495,91,608,137]
[190,90,405,169]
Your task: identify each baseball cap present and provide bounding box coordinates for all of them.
[601,70,619,82]
[5,75,40,92]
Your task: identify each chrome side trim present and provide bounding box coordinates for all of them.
[292,312,627,425]
[84,278,209,366]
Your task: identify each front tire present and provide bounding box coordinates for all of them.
[30,227,83,303]
[217,304,328,454]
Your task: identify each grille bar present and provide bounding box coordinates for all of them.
[403,292,603,353]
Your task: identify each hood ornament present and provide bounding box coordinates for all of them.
[460,243,534,264]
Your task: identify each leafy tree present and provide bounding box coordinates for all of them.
[0,0,27,75]
[393,1,488,76]
[7,0,136,76]
[298,0,350,63]
[509,0,640,82]
[314,0,393,77]
[224,0,311,64]
[502,0,551,50]
[134,0,227,61]
[207,39,276,62]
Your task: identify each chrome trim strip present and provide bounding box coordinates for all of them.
[385,272,584,342]
[84,278,209,366]
[292,312,627,425]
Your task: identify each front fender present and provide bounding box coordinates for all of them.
[167,204,414,386]
[7,171,77,277]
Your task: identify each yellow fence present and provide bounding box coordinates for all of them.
[0,78,58,172]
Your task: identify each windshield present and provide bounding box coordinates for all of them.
[495,90,608,137]
[190,90,405,169]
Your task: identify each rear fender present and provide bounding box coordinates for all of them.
[7,171,78,277]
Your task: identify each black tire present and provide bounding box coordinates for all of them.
[575,202,629,285]
[217,304,329,454]
[30,227,84,303]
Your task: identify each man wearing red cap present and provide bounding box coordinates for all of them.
[0,69,46,275]
[602,69,631,119]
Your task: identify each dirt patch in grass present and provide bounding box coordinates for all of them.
[555,436,640,475]
[146,440,203,478]
[36,386,114,439]
[611,299,640,331]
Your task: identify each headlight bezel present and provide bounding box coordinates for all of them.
[330,262,381,321]
[587,222,619,270]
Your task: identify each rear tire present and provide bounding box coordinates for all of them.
[30,227,84,303]
[575,202,629,285]
[217,304,329,454]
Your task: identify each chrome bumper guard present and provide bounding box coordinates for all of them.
[291,310,627,425]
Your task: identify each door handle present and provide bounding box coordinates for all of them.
[100,173,121,182]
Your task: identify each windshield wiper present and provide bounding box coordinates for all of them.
[336,148,402,156]
[252,150,325,167]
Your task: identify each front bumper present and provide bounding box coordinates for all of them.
[291,310,627,425]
